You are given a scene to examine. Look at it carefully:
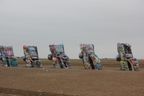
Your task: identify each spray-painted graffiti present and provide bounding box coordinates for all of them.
[117,43,139,71]
[48,44,70,69]
[23,45,42,68]
[0,46,17,67]
[79,44,102,70]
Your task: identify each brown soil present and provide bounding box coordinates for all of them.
[0,65,144,96]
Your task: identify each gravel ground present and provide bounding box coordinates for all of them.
[0,65,144,96]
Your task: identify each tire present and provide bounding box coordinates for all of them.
[35,60,42,68]
[88,56,95,69]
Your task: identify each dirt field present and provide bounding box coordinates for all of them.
[0,59,144,96]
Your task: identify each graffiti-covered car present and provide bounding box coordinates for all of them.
[23,45,42,68]
[48,44,70,69]
[79,44,102,70]
[117,43,139,71]
[0,46,17,67]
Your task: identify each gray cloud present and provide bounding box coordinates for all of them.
[0,0,144,58]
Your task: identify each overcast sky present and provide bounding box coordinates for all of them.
[0,0,144,59]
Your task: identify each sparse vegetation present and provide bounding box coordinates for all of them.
[16,58,144,68]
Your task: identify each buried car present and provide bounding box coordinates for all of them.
[116,43,139,71]
[48,44,70,69]
[23,45,42,68]
[79,44,102,70]
[0,46,18,67]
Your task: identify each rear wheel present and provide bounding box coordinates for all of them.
[36,60,42,68]
[88,56,95,69]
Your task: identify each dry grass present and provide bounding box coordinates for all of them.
[17,58,144,68]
